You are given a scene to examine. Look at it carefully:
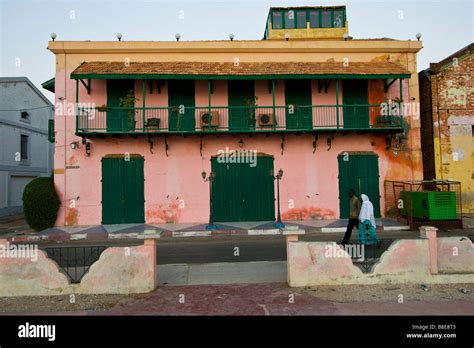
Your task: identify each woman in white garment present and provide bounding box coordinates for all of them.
[357,194,380,246]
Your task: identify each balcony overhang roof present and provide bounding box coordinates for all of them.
[70,61,411,80]
[42,77,55,93]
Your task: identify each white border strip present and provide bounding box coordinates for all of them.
[172,231,212,237]
[248,229,280,235]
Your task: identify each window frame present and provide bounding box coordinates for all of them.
[48,119,55,143]
[271,8,345,30]
[333,9,345,28]
[271,10,283,29]
[296,10,308,29]
[309,10,320,28]
[283,10,296,29]
[321,10,332,28]
[20,134,29,163]
[20,111,30,123]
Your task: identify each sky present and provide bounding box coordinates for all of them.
[0,0,473,102]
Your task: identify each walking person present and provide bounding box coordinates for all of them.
[357,194,380,246]
[340,189,360,245]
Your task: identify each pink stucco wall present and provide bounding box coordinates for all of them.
[53,70,417,226]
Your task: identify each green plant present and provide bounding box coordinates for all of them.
[119,90,138,130]
[243,96,258,127]
[23,177,60,232]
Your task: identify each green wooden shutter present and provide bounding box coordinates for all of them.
[228,80,256,130]
[338,155,351,219]
[241,156,275,221]
[168,80,195,131]
[342,80,369,129]
[123,157,145,223]
[107,79,135,132]
[285,79,312,130]
[48,119,55,143]
[211,155,275,222]
[102,156,145,224]
[338,154,380,218]
[364,155,381,217]
[102,158,125,224]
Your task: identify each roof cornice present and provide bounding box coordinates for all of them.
[48,40,423,55]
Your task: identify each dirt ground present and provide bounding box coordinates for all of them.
[0,283,471,314]
[302,283,473,302]
[0,293,145,313]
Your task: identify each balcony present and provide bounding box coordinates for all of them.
[76,104,404,136]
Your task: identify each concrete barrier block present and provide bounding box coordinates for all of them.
[438,237,474,274]
[0,244,71,297]
[371,239,431,279]
[78,244,156,294]
[287,241,363,287]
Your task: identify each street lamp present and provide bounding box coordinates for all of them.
[271,168,285,228]
[202,171,217,230]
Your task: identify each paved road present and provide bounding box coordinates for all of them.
[156,237,287,264]
[37,231,474,265]
[39,236,288,265]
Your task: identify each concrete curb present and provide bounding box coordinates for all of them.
[9,224,410,243]
[321,225,410,233]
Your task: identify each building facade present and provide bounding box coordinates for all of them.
[0,77,54,217]
[47,6,423,226]
[419,43,474,213]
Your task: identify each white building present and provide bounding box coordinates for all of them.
[0,77,54,217]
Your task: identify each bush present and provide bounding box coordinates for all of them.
[23,177,60,231]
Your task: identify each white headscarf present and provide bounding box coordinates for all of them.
[359,194,376,228]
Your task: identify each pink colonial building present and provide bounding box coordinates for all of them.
[46,6,423,227]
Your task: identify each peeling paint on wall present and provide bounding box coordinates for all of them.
[281,206,336,220]
[146,201,181,224]
[65,207,78,226]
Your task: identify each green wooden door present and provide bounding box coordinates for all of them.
[228,80,256,130]
[338,154,380,218]
[211,156,275,222]
[342,80,369,129]
[107,80,135,131]
[102,157,145,224]
[168,80,195,131]
[285,79,312,130]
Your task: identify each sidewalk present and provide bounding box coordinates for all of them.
[7,218,411,243]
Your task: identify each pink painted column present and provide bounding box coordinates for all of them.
[140,236,158,289]
[419,226,438,274]
[282,227,305,284]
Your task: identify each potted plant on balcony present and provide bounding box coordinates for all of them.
[96,104,107,112]
[243,96,258,129]
[119,90,138,131]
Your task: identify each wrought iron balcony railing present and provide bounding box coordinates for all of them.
[76,104,404,134]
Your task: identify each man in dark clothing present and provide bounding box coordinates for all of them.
[341,189,361,245]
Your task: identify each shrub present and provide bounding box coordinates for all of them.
[23,177,60,231]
